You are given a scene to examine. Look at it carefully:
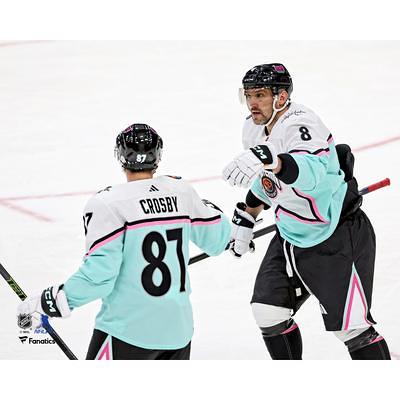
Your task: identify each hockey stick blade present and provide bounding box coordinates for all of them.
[188,178,390,265]
[0,262,78,360]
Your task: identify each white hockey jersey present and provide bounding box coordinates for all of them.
[63,175,231,350]
[243,102,348,248]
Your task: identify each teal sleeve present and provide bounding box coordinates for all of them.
[290,154,329,191]
[63,237,123,309]
[190,213,231,256]
[63,195,125,309]
[250,175,272,206]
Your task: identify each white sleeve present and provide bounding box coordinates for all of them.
[82,195,124,255]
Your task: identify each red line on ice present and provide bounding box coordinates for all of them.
[0,200,53,222]
[0,191,95,202]
[0,135,398,222]
[353,135,400,152]
[0,40,51,48]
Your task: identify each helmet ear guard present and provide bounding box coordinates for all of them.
[115,123,163,172]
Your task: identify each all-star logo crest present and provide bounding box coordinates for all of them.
[262,176,278,198]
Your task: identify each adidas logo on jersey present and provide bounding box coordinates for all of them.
[149,185,159,192]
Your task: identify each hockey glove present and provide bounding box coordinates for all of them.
[222,144,278,188]
[230,202,257,257]
[17,285,71,328]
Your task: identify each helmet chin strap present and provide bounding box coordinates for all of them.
[265,95,290,127]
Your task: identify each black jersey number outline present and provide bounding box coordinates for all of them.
[141,228,186,297]
[83,212,93,235]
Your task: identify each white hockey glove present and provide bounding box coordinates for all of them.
[17,285,71,328]
[222,144,278,188]
[230,202,257,257]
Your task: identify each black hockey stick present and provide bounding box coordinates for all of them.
[188,178,391,265]
[0,262,78,360]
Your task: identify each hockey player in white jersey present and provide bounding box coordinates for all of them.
[223,63,391,359]
[18,123,231,360]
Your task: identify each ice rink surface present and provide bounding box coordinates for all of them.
[0,40,399,360]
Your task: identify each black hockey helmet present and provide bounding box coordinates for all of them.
[242,63,293,96]
[115,123,163,171]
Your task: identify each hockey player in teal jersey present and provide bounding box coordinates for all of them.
[18,123,231,360]
[223,63,391,360]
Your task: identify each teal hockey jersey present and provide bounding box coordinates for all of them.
[63,175,231,350]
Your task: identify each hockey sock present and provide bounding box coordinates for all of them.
[346,327,391,360]
[260,319,302,360]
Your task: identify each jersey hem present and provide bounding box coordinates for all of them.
[94,323,193,350]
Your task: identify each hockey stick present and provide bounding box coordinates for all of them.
[188,178,391,265]
[0,262,78,360]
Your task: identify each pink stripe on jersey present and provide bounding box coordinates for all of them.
[290,150,330,157]
[275,188,327,225]
[87,216,221,256]
[294,189,327,224]
[126,218,191,231]
[87,230,125,256]
[276,208,325,225]
[191,218,221,226]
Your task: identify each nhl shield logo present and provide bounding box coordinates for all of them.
[17,313,32,330]
[262,176,278,198]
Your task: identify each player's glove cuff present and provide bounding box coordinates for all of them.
[230,203,257,257]
[249,144,278,170]
[41,285,71,318]
[232,202,256,228]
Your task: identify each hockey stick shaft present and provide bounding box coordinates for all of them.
[358,177,390,195]
[0,262,78,360]
[188,178,391,265]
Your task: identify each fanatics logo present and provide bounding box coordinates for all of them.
[19,336,28,344]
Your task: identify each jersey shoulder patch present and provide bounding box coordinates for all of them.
[165,175,182,180]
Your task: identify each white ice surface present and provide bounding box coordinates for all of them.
[0,41,399,359]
